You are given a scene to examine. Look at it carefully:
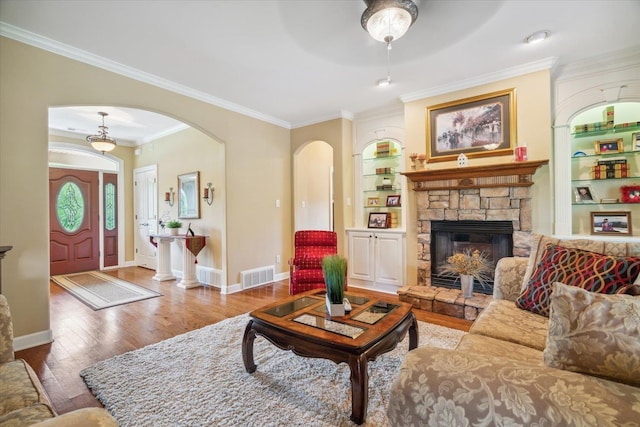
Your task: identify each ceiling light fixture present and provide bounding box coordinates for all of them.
[86,112,117,154]
[361,0,418,47]
[525,30,549,44]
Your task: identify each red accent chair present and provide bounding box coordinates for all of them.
[289,230,345,295]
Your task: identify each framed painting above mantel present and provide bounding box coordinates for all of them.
[426,88,516,162]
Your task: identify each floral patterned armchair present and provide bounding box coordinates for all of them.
[288,230,343,295]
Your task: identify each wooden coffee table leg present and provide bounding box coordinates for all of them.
[349,353,368,425]
[242,320,257,373]
[408,312,419,350]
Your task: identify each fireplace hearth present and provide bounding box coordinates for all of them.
[430,220,513,294]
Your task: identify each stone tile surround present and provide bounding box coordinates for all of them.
[416,186,533,286]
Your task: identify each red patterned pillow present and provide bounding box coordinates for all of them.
[516,244,640,317]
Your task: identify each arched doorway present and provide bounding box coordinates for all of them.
[293,140,334,231]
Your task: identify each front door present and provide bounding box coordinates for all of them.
[134,166,158,269]
[49,168,100,275]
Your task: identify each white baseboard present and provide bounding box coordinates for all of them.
[223,271,289,295]
[14,329,53,351]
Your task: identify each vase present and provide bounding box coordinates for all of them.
[460,274,474,298]
[168,228,179,236]
[325,294,345,317]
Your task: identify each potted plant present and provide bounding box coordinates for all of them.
[322,255,347,316]
[166,220,182,235]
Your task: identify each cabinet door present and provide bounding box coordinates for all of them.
[374,232,404,286]
[348,231,374,281]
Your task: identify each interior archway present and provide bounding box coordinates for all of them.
[47,106,226,287]
[293,140,334,231]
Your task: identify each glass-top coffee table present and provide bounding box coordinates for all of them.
[242,289,418,425]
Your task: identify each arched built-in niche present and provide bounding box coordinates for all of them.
[552,59,640,237]
[293,140,333,231]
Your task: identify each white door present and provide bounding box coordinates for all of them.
[134,166,158,269]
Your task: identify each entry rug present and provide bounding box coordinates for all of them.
[52,271,161,310]
[80,313,466,426]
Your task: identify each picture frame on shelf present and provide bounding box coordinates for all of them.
[368,212,390,229]
[590,211,632,235]
[574,185,597,203]
[621,185,640,203]
[426,88,516,163]
[632,132,640,151]
[386,195,401,207]
[366,197,380,207]
[594,138,623,154]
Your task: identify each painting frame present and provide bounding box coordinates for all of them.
[368,212,390,229]
[590,211,632,236]
[573,184,597,204]
[366,197,380,207]
[594,138,623,154]
[386,195,401,207]
[426,88,516,163]
[632,132,640,151]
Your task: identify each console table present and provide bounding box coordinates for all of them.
[0,246,12,293]
[149,235,207,288]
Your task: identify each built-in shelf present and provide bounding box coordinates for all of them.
[401,160,549,191]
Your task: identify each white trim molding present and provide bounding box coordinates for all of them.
[14,329,53,352]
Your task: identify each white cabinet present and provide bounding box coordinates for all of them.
[347,230,405,293]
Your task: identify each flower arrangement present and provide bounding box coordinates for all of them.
[322,255,347,304]
[166,220,182,229]
[440,249,493,286]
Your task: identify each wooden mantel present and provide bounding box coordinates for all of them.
[401,159,549,191]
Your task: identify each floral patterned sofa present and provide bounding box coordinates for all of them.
[388,235,640,426]
[0,294,118,426]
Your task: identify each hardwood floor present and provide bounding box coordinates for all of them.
[15,267,472,415]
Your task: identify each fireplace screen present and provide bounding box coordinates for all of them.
[431,220,513,294]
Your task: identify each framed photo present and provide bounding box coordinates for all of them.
[386,195,401,206]
[574,185,597,203]
[366,197,380,206]
[368,212,390,229]
[426,88,516,163]
[594,138,623,154]
[590,211,632,235]
[632,132,640,151]
[621,185,640,203]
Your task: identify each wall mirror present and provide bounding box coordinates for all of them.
[178,171,200,219]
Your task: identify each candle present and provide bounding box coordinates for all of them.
[203,188,209,199]
[165,192,170,202]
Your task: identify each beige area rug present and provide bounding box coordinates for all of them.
[80,313,466,426]
[51,271,161,310]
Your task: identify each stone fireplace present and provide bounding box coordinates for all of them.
[430,219,513,294]
[398,160,548,320]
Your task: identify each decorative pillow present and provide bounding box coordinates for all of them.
[516,244,640,316]
[544,282,640,387]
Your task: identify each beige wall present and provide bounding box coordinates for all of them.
[0,36,291,338]
[403,70,552,284]
[291,118,353,254]
[134,127,225,270]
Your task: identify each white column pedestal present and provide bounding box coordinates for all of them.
[151,236,176,281]
[178,247,201,288]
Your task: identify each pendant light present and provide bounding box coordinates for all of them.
[86,112,117,154]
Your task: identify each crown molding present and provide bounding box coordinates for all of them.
[290,110,354,130]
[400,57,557,103]
[552,45,640,82]
[0,23,292,129]
[141,123,190,144]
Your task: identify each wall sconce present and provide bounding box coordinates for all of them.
[164,187,175,207]
[203,182,214,206]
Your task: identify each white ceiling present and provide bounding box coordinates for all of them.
[1,0,640,141]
